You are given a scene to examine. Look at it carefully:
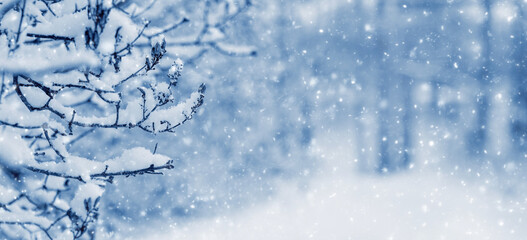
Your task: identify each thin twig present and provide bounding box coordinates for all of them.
[26,160,175,183]
[13,0,27,51]
[0,119,41,129]
[26,33,73,41]
[0,221,52,240]
[114,23,149,55]
[66,128,95,147]
[0,71,5,104]
[43,127,65,161]
[144,18,189,39]
[131,0,158,19]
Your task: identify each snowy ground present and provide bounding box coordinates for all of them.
[127,129,527,240]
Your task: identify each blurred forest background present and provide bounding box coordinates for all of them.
[80,0,527,238]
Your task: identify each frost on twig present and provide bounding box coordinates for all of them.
[0,0,212,239]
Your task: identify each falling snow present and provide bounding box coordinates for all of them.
[1,0,527,239]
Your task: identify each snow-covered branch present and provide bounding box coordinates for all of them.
[0,0,220,239]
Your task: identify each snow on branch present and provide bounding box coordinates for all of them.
[0,0,223,239]
[0,48,99,75]
[26,147,175,183]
